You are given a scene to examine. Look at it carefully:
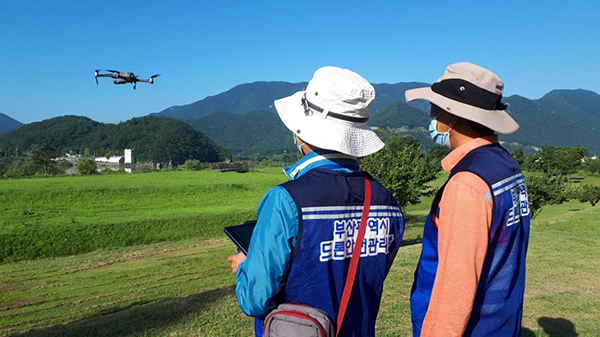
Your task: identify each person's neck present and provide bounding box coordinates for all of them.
[449,130,478,150]
[300,144,317,156]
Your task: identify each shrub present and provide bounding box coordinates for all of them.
[577,184,600,207]
[523,172,569,218]
[584,159,600,175]
[77,158,97,175]
[101,167,125,175]
[180,159,205,171]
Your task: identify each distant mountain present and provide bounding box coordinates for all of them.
[183,88,600,155]
[0,113,23,134]
[537,89,600,119]
[501,90,600,152]
[188,110,295,155]
[369,101,429,129]
[0,115,228,164]
[154,82,305,120]
[152,81,431,120]
[188,103,432,156]
[366,91,600,153]
[367,101,434,149]
[370,82,431,112]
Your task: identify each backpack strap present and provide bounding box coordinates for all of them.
[336,172,372,334]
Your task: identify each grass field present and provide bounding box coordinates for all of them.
[1,170,599,336]
[0,170,286,263]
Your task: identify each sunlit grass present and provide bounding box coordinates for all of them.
[1,169,598,336]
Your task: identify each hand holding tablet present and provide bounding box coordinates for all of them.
[225,220,256,274]
[224,220,256,256]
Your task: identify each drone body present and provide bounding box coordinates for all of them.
[94,70,160,89]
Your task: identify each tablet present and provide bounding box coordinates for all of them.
[224,220,257,255]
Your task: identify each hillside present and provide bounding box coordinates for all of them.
[369,101,429,129]
[358,91,600,153]
[500,90,600,152]
[188,110,295,155]
[153,82,306,120]
[367,101,434,149]
[187,103,434,155]
[0,115,229,164]
[152,81,430,120]
[538,89,600,118]
[0,113,23,134]
[152,80,600,154]
[185,89,600,155]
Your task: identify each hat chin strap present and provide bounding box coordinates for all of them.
[293,134,307,155]
[298,142,306,155]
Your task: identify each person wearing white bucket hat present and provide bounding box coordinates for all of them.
[405,62,531,337]
[228,66,405,336]
[274,66,385,157]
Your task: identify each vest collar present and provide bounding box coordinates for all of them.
[441,135,499,172]
[283,150,358,180]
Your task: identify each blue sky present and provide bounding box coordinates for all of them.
[1,0,598,124]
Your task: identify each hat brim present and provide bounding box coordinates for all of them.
[274,91,384,157]
[405,87,519,135]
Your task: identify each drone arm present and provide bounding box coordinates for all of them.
[136,78,151,83]
[96,73,116,78]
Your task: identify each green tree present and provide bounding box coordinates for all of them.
[584,158,600,175]
[530,146,587,176]
[577,184,600,207]
[428,146,450,162]
[4,160,35,178]
[29,146,62,175]
[180,159,204,171]
[523,172,569,218]
[361,135,441,207]
[77,158,97,175]
[511,149,525,166]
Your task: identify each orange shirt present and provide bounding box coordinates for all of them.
[420,136,498,337]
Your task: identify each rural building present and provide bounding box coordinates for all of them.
[125,149,134,164]
[95,156,124,164]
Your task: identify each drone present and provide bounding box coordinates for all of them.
[94,69,160,89]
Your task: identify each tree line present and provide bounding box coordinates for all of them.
[0,116,231,178]
[2,131,598,212]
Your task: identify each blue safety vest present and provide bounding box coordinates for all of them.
[279,169,404,337]
[411,144,531,336]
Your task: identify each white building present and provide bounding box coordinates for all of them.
[95,156,124,164]
[125,149,134,164]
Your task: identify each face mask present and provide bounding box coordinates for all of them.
[293,134,305,155]
[428,118,452,149]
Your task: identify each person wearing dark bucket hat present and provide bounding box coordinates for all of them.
[228,66,405,336]
[405,62,531,337]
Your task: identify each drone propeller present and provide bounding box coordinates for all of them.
[105,69,120,73]
[149,74,161,84]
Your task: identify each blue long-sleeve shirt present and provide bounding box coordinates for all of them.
[235,150,360,317]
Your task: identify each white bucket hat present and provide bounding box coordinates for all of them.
[405,62,519,135]
[274,66,384,157]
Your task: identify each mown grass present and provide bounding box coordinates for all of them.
[1,169,599,336]
[0,170,286,263]
[1,201,597,336]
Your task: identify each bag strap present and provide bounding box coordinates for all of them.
[336,172,372,334]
